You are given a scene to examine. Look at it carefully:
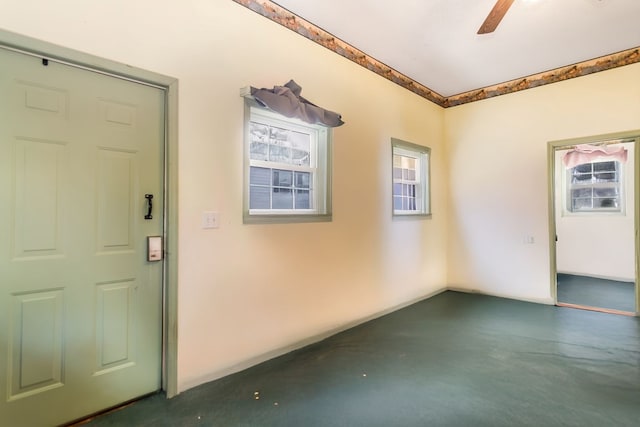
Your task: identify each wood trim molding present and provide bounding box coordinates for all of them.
[556,302,636,317]
[233,0,640,108]
[446,47,640,107]
[232,0,446,107]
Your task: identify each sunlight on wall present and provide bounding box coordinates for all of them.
[0,0,449,393]
[445,63,640,302]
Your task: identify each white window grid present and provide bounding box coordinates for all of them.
[566,160,623,213]
[248,107,320,215]
[393,153,421,211]
[392,142,430,216]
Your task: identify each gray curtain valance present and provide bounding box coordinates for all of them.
[250,80,344,128]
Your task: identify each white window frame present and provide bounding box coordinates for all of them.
[392,138,431,217]
[243,101,332,224]
[564,159,624,215]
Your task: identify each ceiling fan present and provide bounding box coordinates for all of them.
[478,0,515,34]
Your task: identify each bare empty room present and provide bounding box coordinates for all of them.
[1,1,639,426]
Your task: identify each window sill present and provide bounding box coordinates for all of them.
[243,212,332,224]
[392,212,432,220]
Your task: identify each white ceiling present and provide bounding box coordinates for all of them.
[271,0,640,97]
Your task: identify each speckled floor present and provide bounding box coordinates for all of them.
[82,291,640,427]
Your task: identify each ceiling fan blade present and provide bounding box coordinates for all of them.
[477,0,515,34]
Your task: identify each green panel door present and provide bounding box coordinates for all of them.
[0,47,165,426]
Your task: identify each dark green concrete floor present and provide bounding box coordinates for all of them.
[557,273,636,312]
[84,291,640,427]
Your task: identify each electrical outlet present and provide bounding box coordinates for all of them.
[202,211,219,229]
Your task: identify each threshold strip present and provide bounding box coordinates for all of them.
[556,302,636,317]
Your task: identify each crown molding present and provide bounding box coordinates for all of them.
[445,47,639,107]
[233,0,640,108]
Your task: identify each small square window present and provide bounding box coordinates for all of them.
[391,139,430,217]
[566,160,623,214]
[244,102,332,224]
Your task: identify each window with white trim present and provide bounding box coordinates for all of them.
[392,139,430,216]
[244,104,331,223]
[566,160,623,213]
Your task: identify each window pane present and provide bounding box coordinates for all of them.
[393,183,402,196]
[571,188,593,198]
[250,186,270,209]
[595,198,618,208]
[295,171,310,188]
[250,167,271,186]
[295,190,310,209]
[250,142,268,161]
[250,122,269,142]
[572,198,592,210]
[392,142,429,216]
[289,131,311,166]
[568,160,621,213]
[594,161,616,172]
[288,130,310,149]
[402,197,408,210]
[272,169,293,187]
[246,107,329,220]
[292,149,310,166]
[249,123,270,161]
[574,163,593,173]
[269,126,291,147]
[393,167,402,179]
[393,196,403,210]
[594,187,618,197]
[272,188,293,209]
[572,173,593,184]
[269,145,291,164]
[403,157,416,169]
[595,172,617,182]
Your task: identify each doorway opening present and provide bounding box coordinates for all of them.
[549,132,639,316]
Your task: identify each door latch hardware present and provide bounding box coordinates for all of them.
[144,194,153,220]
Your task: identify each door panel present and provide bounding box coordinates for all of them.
[9,289,64,400]
[0,47,165,426]
[95,280,136,372]
[13,138,66,258]
[97,150,136,251]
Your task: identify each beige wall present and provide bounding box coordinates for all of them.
[0,0,448,392]
[445,63,640,302]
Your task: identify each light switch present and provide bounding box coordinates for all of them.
[202,211,219,229]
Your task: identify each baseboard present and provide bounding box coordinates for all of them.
[179,286,449,393]
[447,286,556,306]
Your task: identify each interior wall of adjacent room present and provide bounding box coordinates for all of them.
[444,62,640,302]
[554,143,635,282]
[0,0,448,392]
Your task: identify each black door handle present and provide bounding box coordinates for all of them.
[145,194,153,220]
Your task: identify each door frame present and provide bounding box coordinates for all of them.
[547,130,640,316]
[0,29,179,397]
